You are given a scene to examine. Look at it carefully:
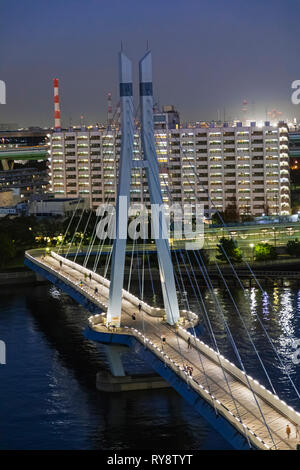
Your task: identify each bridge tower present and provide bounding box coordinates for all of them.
[107,51,180,327]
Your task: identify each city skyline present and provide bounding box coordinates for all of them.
[2,0,300,127]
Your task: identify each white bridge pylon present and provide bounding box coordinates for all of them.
[107,51,180,327]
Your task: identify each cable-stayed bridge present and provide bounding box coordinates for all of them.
[25,51,300,450]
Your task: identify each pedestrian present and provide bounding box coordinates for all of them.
[188,366,193,377]
[89,273,92,281]
[131,313,136,320]
[138,303,142,313]
[286,424,291,439]
[59,260,62,268]
[161,335,166,344]
[187,336,191,350]
[295,424,300,439]
[94,287,98,294]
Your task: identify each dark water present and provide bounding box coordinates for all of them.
[0,281,300,450]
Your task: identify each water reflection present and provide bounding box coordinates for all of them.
[1,279,300,450]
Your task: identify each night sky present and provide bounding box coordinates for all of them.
[1,0,300,127]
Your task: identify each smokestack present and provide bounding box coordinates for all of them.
[53,78,61,131]
[107,92,112,127]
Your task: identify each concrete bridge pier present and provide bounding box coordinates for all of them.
[95,342,170,392]
[103,344,128,377]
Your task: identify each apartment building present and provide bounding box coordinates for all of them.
[49,121,290,216]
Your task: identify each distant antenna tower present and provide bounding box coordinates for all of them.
[80,114,84,129]
[116,101,121,128]
[242,99,248,124]
[107,92,113,127]
[53,78,61,131]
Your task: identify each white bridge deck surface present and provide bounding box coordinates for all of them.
[26,251,300,451]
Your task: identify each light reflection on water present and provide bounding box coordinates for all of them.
[140,280,300,408]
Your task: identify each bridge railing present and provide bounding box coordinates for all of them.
[177,326,300,425]
[123,324,272,450]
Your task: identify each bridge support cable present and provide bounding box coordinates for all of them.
[172,241,247,427]
[214,257,276,395]
[215,241,300,401]
[65,206,86,258]
[192,248,277,448]
[151,133,279,407]
[146,252,155,300]
[79,102,124,270]
[57,198,81,255]
[145,159,245,402]
[127,236,137,293]
[179,251,252,441]
[82,215,99,268]
[214,261,280,440]
[74,210,93,264]
[138,135,192,371]
[92,104,138,278]
[184,161,300,403]
[92,210,113,273]
[171,251,220,415]
[172,146,299,400]
[158,173,240,418]
[126,122,144,293]
[58,99,121,259]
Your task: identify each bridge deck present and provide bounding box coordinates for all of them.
[26,250,300,451]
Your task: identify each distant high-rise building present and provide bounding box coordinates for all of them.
[154,105,180,130]
[48,121,290,216]
[0,128,49,198]
[288,129,300,211]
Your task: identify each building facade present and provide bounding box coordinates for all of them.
[49,121,290,216]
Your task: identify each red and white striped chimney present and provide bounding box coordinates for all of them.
[107,92,112,126]
[53,78,61,131]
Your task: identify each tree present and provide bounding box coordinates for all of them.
[211,203,239,225]
[254,243,277,262]
[211,211,224,225]
[286,239,300,257]
[223,203,240,223]
[216,237,243,264]
[0,233,16,267]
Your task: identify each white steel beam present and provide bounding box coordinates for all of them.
[139,51,180,325]
[107,52,134,327]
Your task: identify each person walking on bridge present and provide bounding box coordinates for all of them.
[295,424,299,439]
[286,424,291,439]
[187,336,191,350]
